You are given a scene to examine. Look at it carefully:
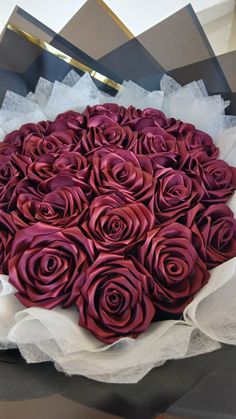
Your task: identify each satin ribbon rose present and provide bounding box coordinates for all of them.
[8,223,95,309]
[137,223,209,316]
[82,193,155,252]
[68,253,155,343]
[89,146,155,207]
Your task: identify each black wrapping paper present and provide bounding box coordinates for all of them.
[0,345,235,419]
[0,11,122,105]
[62,1,235,113]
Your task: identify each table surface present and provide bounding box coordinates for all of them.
[0,345,235,419]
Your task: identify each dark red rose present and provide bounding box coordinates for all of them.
[21,122,49,136]
[55,110,83,121]
[186,204,236,269]
[76,125,136,156]
[49,111,86,133]
[22,130,76,159]
[177,123,219,164]
[27,151,89,183]
[84,103,127,124]
[138,223,209,315]
[54,110,84,123]
[123,116,157,131]
[121,105,143,124]
[27,153,58,182]
[86,115,137,151]
[89,146,155,206]
[0,132,24,155]
[71,128,102,155]
[123,108,179,133]
[0,154,31,211]
[165,118,183,136]
[8,223,95,309]
[87,114,119,130]
[38,173,91,199]
[82,193,155,252]
[0,154,29,184]
[131,126,179,169]
[0,123,45,156]
[15,175,90,227]
[154,168,203,223]
[180,123,218,156]
[95,125,136,149]
[133,127,178,155]
[0,211,16,274]
[188,158,236,204]
[53,151,89,176]
[70,253,155,343]
[142,108,169,128]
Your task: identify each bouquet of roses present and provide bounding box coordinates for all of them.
[0,69,236,383]
[0,0,236,382]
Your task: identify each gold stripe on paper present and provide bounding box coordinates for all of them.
[7,23,122,92]
[96,0,134,39]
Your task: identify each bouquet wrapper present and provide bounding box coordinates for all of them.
[6,3,236,103]
[61,1,236,113]
[9,4,165,88]
[0,12,122,106]
[5,6,122,84]
[60,0,134,60]
[0,3,236,384]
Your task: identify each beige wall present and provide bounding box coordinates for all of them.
[0,0,234,35]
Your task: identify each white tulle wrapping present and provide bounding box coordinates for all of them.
[0,71,236,383]
[184,258,236,345]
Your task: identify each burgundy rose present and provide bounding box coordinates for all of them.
[0,123,45,156]
[83,193,155,252]
[0,154,29,183]
[27,151,89,183]
[180,123,218,156]
[53,151,88,174]
[177,123,219,164]
[165,118,183,136]
[186,204,236,269]
[53,110,85,128]
[0,154,31,211]
[142,108,169,128]
[76,125,136,156]
[133,127,178,155]
[123,116,157,131]
[0,133,23,155]
[27,153,59,182]
[21,122,49,136]
[138,223,209,315]
[71,253,155,343]
[0,211,16,274]
[0,142,18,156]
[15,175,90,227]
[87,114,120,130]
[23,130,76,159]
[131,126,179,169]
[95,125,136,149]
[84,103,127,124]
[89,146,155,206]
[190,158,236,204]
[154,168,203,223]
[8,223,95,308]
[121,105,143,124]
